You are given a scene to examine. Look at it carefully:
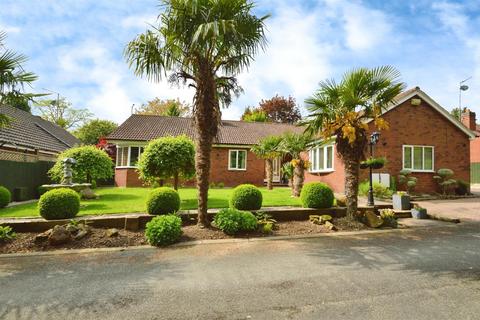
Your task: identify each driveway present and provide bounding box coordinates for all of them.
[1,223,480,320]
[419,197,480,222]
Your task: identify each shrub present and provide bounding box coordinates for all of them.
[300,182,334,208]
[145,214,182,246]
[49,146,113,184]
[214,208,258,235]
[229,184,263,210]
[379,209,397,228]
[146,187,181,215]
[398,170,417,194]
[358,181,393,198]
[455,180,470,196]
[433,168,457,195]
[38,188,80,220]
[0,226,16,242]
[0,186,11,208]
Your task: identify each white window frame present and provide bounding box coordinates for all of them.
[116,146,144,168]
[309,144,334,173]
[402,145,434,172]
[228,149,247,171]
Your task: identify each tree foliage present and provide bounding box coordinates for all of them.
[49,146,114,183]
[241,107,268,122]
[450,107,463,121]
[304,66,405,219]
[251,135,283,189]
[259,95,301,123]
[136,98,190,117]
[34,97,93,129]
[74,119,118,145]
[138,135,195,190]
[125,0,268,226]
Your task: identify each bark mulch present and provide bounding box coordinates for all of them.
[0,219,371,254]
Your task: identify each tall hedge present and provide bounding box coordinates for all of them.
[49,146,113,183]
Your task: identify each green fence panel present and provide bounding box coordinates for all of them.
[0,160,54,200]
[472,163,480,184]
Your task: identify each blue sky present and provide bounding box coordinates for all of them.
[1,0,480,124]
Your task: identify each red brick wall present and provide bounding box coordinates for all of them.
[304,95,471,194]
[471,138,480,163]
[115,147,265,187]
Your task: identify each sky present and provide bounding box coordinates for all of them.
[1,0,480,124]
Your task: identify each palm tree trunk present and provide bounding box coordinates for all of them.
[195,133,213,226]
[344,156,360,220]
[292,160,304,197]
[266,159,273,190]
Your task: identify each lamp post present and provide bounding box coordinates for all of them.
[367,132,380,207]
[459,77,472,109]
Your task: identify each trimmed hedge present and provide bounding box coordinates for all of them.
[145,214,182,246]
[0,186,11,208]
[300,182,334,209]
[146,187,181,215]
[38,188,80,220]
[214,208,258,235]
[229,184,263,210]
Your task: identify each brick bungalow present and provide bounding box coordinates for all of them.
[304,87,476,193]
[460,109,480,184]
[0,105,80,199]
[107,115,302,187]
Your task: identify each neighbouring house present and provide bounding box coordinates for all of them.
[304,87,476,194]
[107,115,302,187]
[461,108,480,184]
[0,105,80,200]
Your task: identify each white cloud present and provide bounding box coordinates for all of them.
[121,14,157,30]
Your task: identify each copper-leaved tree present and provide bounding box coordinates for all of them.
[125,0,269,226]
[304,66,405,219]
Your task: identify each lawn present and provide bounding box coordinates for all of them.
[0,187,302,218]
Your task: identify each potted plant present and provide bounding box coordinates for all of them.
[411,204,428,219]
[360,157,386,170]
[392,191,411,210]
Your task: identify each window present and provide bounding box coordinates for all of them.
[403,145,434,172]
[116,146,144,167]
[229,150,247,170]
[309,145,334,172]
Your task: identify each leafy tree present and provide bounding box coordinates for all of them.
[125,0,269,226]
[0,111,12,129]
[49,146,114,184]
[136,98,190,117]
[241,107,268,122]
[259,95,301,123]
[138,135,195,190]
[74,119,118,145]
[251,136,282,190]
[34,97,93,129]
[304,66,405,219]
[450,107,462,121]
[278,132,313,197]
[0,31,39,113]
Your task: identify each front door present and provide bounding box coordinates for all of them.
[272,157,281,182]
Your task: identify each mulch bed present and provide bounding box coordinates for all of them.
[0,218,371,254]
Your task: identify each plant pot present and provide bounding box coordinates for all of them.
[411,208,428,219]
[392,194,411,210]
[370,163,384,170]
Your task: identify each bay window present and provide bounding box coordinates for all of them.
[309,145,334,172]
[116,146,144,168]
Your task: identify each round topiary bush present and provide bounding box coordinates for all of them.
[38,188,80,220]
[214,208,258,235]
[146,187,181,215]
[300,182,334,209]
[145,214,182,246]
[0,186,11,208]
[229,184,263,210]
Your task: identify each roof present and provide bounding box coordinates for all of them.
[367,87,477,139]
[0,105,80,153]
[107,114,303,145]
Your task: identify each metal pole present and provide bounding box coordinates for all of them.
[367,142,375,207]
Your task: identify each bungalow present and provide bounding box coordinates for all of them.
[304,87,476,193]
[107,115,302,187]
[460,109,480,184]
[0,105,80,200]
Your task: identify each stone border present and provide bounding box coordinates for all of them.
[0,205,405,233]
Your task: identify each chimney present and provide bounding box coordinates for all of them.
[461,109,477,130]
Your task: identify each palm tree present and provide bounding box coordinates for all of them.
[251,135,283,190]
[304,66,405,219]
[0,31,38,112]
[125,0,269,226]
[279,132,313,197]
